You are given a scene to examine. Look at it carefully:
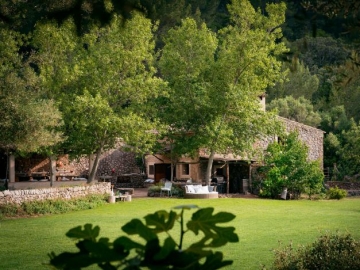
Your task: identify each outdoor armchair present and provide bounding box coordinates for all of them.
[160,181,172,197]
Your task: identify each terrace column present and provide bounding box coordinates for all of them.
[9,154,15,182]
[226,163,229,194]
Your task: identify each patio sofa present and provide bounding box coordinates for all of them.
[184,184,218,199]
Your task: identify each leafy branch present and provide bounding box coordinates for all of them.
[48,205,239,269]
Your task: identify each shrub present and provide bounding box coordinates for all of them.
[147,183,184,197]
[327,186,347,200]
[0,194,107,218]
[269,232,360,270]
[261,132,324,199]
[0,203,23,219]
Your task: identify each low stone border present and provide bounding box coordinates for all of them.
[327,181,360,190]
[0,182,111,205]
[347,190,360,196]
[326,181,360,197]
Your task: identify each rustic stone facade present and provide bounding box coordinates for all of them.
[7,147,143,190]
[113,174,146,188]
[14,149,140,181]
[0,183,111,205]
[279,117,324,164]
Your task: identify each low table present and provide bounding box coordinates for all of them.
[116,188,134,195]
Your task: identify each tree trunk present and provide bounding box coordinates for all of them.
[87,148,102,183]
[170,162,174,181]
[205,149,215,186]
[49,155,57,187]
[9,154,15,183]
[5,149,9,181]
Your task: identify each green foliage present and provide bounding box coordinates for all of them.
[267,96,321,127]
[31,13,165,182]
[290,36,349,74]
[269,232,360,270]
[158,1,288,184]
[0,202,19,219]
[330,51,360,123]
[0,194,107,218]
[0,26,63,153]
[320,106,354,173]
[326,186,347,200]
[321,116,360,178]
[338,122,360,176]
[147,184,184,197]
[48,205,239,269]
[320,106,353,135]
[260,132,324,199]
[266,59,319,102]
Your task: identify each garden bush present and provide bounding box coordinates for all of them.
[327,186,347,200]
[259,132,324,199]
[269,232,360,270]
[0,194,107,218]
[147,183,184,197]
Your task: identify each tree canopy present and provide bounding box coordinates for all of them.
[1,0,360,179]
[30,12,164,182]
[158,0,287,184]
[0,25,63,154]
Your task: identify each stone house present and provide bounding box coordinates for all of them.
[144,97,324,193]
[1,96,324,192]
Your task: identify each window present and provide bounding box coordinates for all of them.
[149,165,154,175]
[182,164,190,175]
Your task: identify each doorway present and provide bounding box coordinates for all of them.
[154,163,175,182]
[229,162,250,193]
[0,153,8,179]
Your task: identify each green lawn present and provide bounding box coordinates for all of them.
[0,197,359,270]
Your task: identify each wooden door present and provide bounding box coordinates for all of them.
[154,164,173,182]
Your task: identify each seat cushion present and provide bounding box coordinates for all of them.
[198,185,209,193]
[186,185,195,193]
[186,185,213,194]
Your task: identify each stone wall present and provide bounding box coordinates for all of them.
[113,174,146,188]
[279,117,324,164]
[327,181,360,196]
[73,149,141,177]
[0,182,111,205]
[12,149,141,182]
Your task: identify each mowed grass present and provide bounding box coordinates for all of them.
[0,197,359,270]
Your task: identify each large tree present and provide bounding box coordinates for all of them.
[338,122,360,177]
[159,0,288,185]
[0,24,63,154]
[32,13,164,183]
